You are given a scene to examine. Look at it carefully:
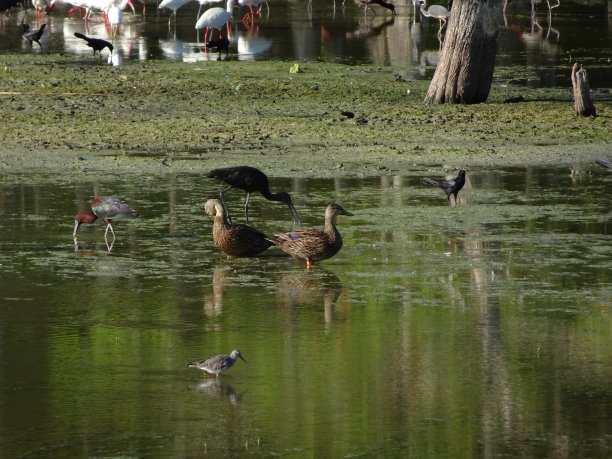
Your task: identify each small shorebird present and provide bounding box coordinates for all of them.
[188,349,247,378]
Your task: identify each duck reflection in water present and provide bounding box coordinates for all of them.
[276,268,347,327]
[203,263,231,317]
[204,262,280,318]
[193,379,240,405]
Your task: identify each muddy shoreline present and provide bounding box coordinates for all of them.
[1,55,610,179]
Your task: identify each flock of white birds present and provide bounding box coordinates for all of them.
[14,0,278,63]
[14,0,453,65]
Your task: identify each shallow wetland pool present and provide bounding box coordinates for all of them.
[0,164,610,457]
[0,3,611,453]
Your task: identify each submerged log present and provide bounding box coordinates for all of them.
[570,63,596,117]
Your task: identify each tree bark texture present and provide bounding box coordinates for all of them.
[571,63,596,117]
[424,0,503,104]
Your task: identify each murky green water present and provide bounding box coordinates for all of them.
[0,165,610,457]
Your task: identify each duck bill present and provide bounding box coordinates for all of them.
[289,204,301,226]
[343,210,354,217]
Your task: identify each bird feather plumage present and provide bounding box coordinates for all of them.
[420,170,466,202]
[91,196,139,220]
[22,23,46,47]
[188,349,246,377]
[268,203,352,268]
[206,165,300,226]
[205,199,272,257]
[73,196,138,238]
[74,32,114,56]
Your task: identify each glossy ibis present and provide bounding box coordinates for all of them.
[206,166,300,226]
[73,196,138,239]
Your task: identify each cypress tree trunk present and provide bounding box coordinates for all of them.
[424,0,503,104]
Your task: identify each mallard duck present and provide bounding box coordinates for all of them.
[204,199,273,257]
[268,203,353,269]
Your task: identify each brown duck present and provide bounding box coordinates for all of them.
[205,199,273,257]
[268,203,353,269]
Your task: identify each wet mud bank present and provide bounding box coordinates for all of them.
[0,54,610,180]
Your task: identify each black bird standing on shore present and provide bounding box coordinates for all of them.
[74,32,113,61]
[22,22,46,48]
[206,166,301,226]
[420,169,466,204]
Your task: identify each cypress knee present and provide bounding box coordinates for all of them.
[571,63,596,117]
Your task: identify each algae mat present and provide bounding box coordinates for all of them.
[0,55,610,178]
